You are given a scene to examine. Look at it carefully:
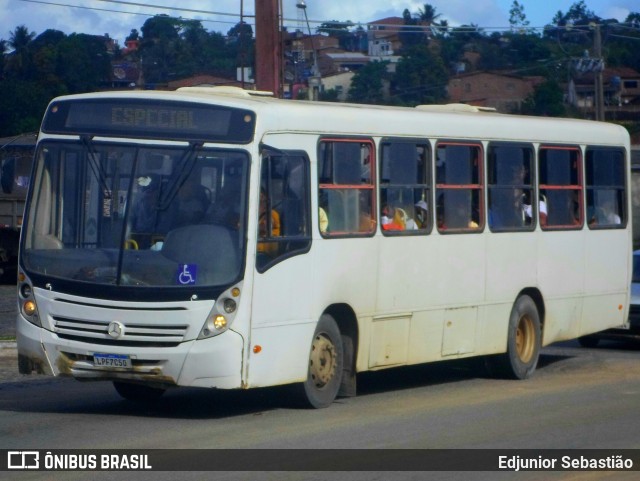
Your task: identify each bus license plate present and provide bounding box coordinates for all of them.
[93,353,132,369]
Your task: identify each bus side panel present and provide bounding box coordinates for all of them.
[581,229,631,334]
[538,231,585,344]
[375,233,487,365]
[311,237,379,374]
[481,232,538,354]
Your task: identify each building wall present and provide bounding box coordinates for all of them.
[448,72,537,112]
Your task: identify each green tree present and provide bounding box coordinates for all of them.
[520,80,565,117]
[317,21,355,50]
[5,25,36,77]
[417,4,441,25]
[399,8,423,49]
[139,15,182,84]
[227,21,255,78]
[509,1,530,33]
[348,60,389,104]
[57,34,111,93]
[393,45,448,105]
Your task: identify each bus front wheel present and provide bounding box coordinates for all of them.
[296,314,344,409]
[113,381,165,402]
[488,295,541,380]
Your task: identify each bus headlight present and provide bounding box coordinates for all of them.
[198,283,242,339]
[18,271,41,327]
[23,300,37,316]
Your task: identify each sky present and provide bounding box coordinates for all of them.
[1,0,638,47]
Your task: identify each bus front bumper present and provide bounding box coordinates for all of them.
[16,314,244,390]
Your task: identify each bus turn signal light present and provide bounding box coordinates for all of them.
[253,345,262,354]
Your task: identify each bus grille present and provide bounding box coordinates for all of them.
[53,316,189,347]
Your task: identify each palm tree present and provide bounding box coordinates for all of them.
[8,25,35,53]
[417,4,441,25]
[7,25,35,75]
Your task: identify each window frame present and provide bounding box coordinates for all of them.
[538,145,583,231]
[435,140,484,234]
[256,148,312,273]
[379,137,432,236]
[585,146,627,230]
[317,137,376,238]
[487,142,536,233]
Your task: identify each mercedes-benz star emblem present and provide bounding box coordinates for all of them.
[107,321,124,339]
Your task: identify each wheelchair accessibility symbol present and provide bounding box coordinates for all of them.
[177,264,197,285]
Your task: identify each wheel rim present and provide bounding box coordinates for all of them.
[309,332,337,388]
[515,314,536,363]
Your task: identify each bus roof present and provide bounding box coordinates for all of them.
[46,87,630,148]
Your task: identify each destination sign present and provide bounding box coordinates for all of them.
[42,98,255,143]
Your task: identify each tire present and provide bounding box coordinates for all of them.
[487,295,541,380]
[577,335,600,348]
[113,381,166,402]
[295,314,344,409]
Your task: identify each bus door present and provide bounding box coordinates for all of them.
[249,147,313,382]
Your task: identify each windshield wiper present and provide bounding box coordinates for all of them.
[80,135,112,198]
[158,141,203,210]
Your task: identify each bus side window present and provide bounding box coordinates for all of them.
[539,147,582,230]
[436,143,483,233]
[586,148,625,229]
[380,140,431,234]
[487,143,535,232]
[257,151,311,272]
[318,139,375,236]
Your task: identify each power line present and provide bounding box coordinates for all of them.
[14,0,640,37]
[18,0,245,27]
[95,0,252,19]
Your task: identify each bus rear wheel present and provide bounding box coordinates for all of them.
[488,295,541,380]
[295,314,344,409]
[113,381,166,402]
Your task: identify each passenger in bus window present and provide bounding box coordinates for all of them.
[414,200,428,229]
[381,204,393,226]
[130,176,173,237]
[589,195,621,226]
[319,207,329,233]
[544,190,580,227]
[176,176,209,226]
[522,196,547,225]
[258,188,280,254]
[205,181,241,228]
[382,207,407,231]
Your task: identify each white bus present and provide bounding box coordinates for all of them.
[16,87,631,407]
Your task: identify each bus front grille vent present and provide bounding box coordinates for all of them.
[53,316,188,347]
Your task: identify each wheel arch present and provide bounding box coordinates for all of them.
[518,287,545,333]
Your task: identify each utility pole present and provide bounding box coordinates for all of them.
[255,0,282,96]
[593,23,605,121]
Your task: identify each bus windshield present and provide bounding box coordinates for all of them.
[22,140,249,290]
